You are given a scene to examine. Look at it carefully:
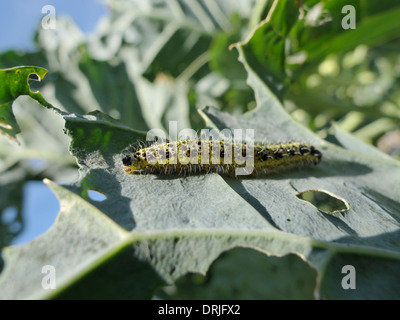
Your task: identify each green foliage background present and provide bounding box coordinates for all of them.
[1,0,400,299]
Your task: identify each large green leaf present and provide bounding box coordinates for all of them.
[2,33,400,298]
[1,0,400,300]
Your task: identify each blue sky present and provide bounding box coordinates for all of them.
[1,1,109,245]
[0,0,108,51]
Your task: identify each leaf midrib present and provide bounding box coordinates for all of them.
[41,226,400,299]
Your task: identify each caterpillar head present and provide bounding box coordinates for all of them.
[122,155,142,174]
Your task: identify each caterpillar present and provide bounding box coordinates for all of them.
[122,140,322,177]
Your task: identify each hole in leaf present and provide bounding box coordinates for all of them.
[88,189,107,202]
[1,206,18,224]
[296,189,349,214]
[9,221,22,234]
[28,73,40,81]
[28,73,43,93]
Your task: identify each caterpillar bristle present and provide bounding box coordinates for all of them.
[122,140,322,178]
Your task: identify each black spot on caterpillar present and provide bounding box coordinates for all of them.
[122,140,322,177]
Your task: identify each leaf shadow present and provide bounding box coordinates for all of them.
[361,188,400,224]
[335,229,400,253]
[220,177,281,229]
[150,159,372,181]
[248,159,373,180]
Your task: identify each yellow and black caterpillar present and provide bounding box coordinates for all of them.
[122,140,322,177]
